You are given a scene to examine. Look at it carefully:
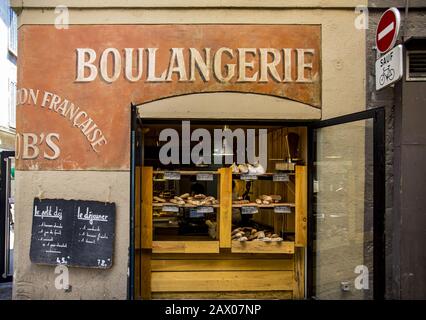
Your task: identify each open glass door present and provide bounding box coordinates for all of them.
[308,108,385,300]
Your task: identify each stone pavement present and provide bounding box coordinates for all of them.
[0,283,12,300]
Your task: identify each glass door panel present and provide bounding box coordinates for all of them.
[310,109,385,300]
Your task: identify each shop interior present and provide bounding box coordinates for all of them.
[144,123,306,243]
[133,121,308,299]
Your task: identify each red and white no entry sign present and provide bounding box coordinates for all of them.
[376,7,401,54]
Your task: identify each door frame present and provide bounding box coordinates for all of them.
[0,150,15,283]
[128,103,137,299]
[306,107,386,300]
[129,117,313,299]
[128,110,385,300]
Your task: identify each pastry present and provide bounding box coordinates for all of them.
[261,195,273,202]
[153,196,166,203]
[230,162,239,173]
[170,198,185,205]
[270,195,282,201]
[255,231,265,239]
[254,162,265,175]
[237,164,248,174]
[174,196,184,202]
[247,164,257,174]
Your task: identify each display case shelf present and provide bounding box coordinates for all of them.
[153,170,219,175]
[232,172,295,177]
[140,165,306,253]
[152,241,220,254]
[232,172,295,181]
[232,203,295,208]
[231,240,294,254]
[153,203,220,208]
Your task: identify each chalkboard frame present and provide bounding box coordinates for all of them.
[30,198,116,269]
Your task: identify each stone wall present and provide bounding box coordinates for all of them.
[367,1,426,299]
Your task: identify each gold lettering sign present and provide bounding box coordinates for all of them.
[17,25,320,170]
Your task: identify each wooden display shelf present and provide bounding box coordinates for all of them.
[231,240,294,254]
[152,241,220,254]
[153,170,219,175]
[141,165,307,251]
[232,172,295,179]
[233,172,295,176]
[232,202,295,208]
[153,202,220,208]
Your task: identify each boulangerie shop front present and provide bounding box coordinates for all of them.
[12,1,385,300]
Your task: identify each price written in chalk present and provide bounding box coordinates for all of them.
[164,171,181,180]
[241,206,259,214]
[197,206,214,213]
[273,173,290,182]
[162,205,180,212]
[274,206,292,214]
[30,198,115,269]
[196,173,214,181]
[189,209,205,218]
[240,174,258,180]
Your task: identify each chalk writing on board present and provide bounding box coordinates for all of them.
[76,206,108,225]
[30,198,115,269]
[34,205,63,220]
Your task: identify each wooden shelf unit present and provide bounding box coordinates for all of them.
[232,203,295,208]
[231,240,295,254]
[136,126,308,300]
[153,203,220,208]
[153,170,219,175]
[232,172,295,177]
[141,166,307,253]
[152,241,220,254]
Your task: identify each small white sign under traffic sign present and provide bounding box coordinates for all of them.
[375,44,403,91]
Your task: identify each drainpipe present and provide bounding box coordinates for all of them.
[403,0,409,41]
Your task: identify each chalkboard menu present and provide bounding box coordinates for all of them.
[30,198,115,269]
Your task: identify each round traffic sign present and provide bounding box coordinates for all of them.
[376,8,401,54]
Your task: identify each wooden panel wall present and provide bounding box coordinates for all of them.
[293,247,305,299]
[150,255,294,299]
[152,241,219,253]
